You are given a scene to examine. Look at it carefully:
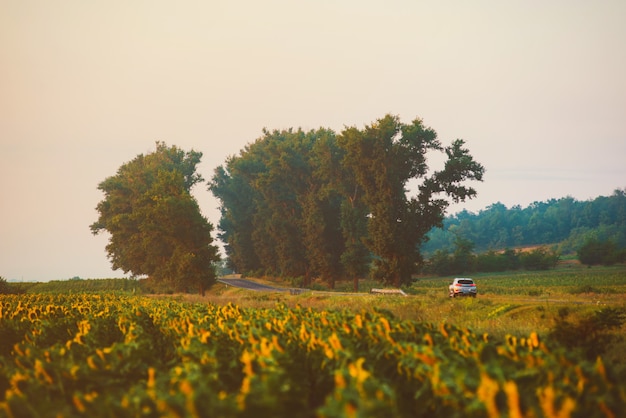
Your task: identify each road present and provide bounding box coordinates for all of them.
[216,278,360,295]
[216,278,387,297]
[217,278,297,293]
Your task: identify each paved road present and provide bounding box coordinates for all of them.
[217,278,374,296]
[217,278,297,293]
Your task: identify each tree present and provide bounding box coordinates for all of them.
[338,115,484,286]
[578,238,620,266]
[423,188,626,256]
[210,128,346,287]
[210,115,483,289]
[425,249,453,276]
[211,163,262,274]
[0,276,11,295]
[519,247,560,270]
[300,131,345,288]
[450,236,476,274]
[339,199,370,291]
[91,142,219,294]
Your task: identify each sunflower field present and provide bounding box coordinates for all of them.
[1,293,624,417]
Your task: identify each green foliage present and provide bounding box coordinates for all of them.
[424,188,626,254]
[0,277,9,295]
[210,115,484,288]
[211,128,340,284]
[339,199,371,291]
[340,117,484,286]
[519,247,560,270]
[548,307,626,360]
[1,293,624,417]
[450,236,476,273]
[577,238,625,266]
[425,246,559,276]
[475,249,520,273]
[91,142,220,294]
[424,249,454,276]
[24,278,140,294]
[0,277,28,295]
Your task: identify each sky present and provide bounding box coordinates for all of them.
[1,1,625,282]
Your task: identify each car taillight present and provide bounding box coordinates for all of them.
[470,284,475,287]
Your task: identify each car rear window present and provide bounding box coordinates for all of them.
[458,279,474,285]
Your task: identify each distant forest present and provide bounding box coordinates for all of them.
[423,188,626,255]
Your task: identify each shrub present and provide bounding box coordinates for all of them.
[577,238,623,266]
[0,276,9,294]
[548,307,626,360]
[520,247,560,270]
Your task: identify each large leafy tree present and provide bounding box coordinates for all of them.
[301,130,345,288]
[211,163,262,273]
[253,129,311,277]
[338,115,484,286]
[210,128,344,284]
[91,142,219,294]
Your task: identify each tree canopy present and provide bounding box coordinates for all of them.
[210,115,484,287]
[577,238,625,266]
[423,188,626,255]
[91,142,220,294]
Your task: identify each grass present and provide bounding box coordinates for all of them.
[185,264,626,376]
[186,280,626,376]
[192,264,626,336]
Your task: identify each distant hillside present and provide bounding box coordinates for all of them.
[422,188,626,254]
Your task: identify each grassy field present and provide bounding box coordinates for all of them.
[189,264,626,377]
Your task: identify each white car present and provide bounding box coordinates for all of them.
[449,278,477,298]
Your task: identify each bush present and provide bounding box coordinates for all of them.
[475,248,520,272]
[577,238,624,266]
[548,307,626,360]
[0,276,9,294]
[425,246,560,276]
[0,277,25,295]
[519,247,560,270]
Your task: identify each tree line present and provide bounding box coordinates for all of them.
[209,115,484,289]
[423,190,626,255]
[88,122,623,292]
[90,115,483,292]
[424,238,561,276]
[419,190,626,275]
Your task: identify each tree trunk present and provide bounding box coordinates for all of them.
[304,270,310,288]
[393,271,401,288]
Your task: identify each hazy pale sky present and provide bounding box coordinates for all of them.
[1,1,625,281]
